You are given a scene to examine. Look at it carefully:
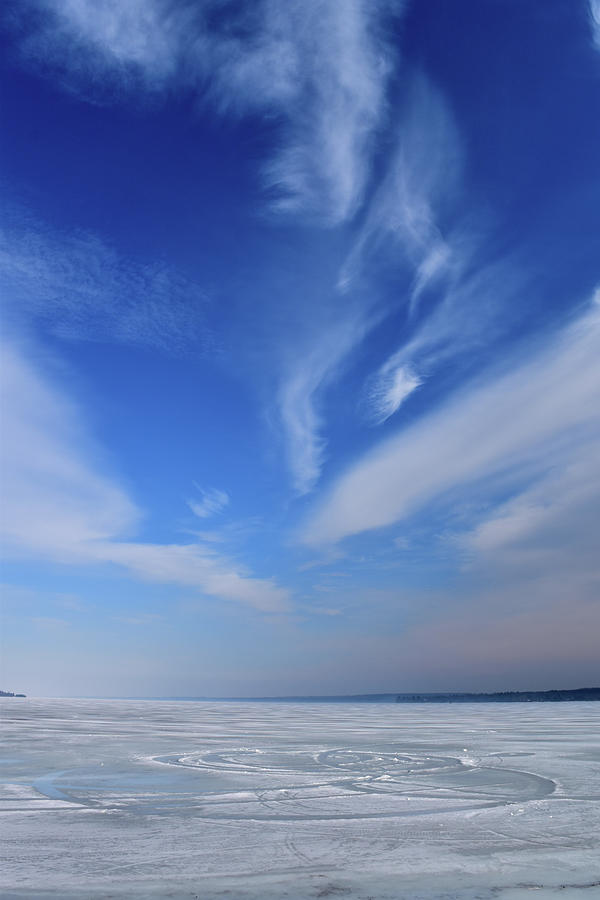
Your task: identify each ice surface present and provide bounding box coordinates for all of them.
[1,699,599,898]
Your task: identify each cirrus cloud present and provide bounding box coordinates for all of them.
[0,336,290,613]
[302,295,600,546]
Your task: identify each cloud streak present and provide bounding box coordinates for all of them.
[0,216,212,354]
[243,0,401,225]
[8,0,407,495]
[1,338,139,553]
[15,0,403,225]
[302,295,600,545]
[590,0,600,51]
[339,72,466,425]
[277,306,370,494]
[275,73,465,485]
[11,4,469,493]
[363,362,422,426]
[0,338,290,613]
[188,486,229,519]
[340,72,462,294]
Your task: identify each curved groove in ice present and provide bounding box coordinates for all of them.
[150,745,555,818]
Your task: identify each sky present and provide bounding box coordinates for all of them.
[1,0,599,698]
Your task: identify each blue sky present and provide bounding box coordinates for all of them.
[1,0,599,697]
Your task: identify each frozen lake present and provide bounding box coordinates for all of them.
[1,699,599,899]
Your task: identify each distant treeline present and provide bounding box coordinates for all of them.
[395,688,600,703]
[64,688,600,703]
[0,690,26,697]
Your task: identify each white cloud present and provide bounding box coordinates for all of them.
[396,250,523,367]
[388,451,600,681]
[462,448,600,579]
[358,250,523,425]
[277,308,369,494]
[95,541,288,613]
[0,338,290,613]
[339,75,551,447]
[247,0,400,225]
[265,72,467,485]
[19,0,187,92]
[16,0,403,225]
[364,362,422,425]
[278,365,326,496]
[8,2,408,490]
[0,339,139,554]
[340,72,462,293]
[0,217,211,354]
[590,0,600,51]
[338,72,472,425]
[188,486,229,519]
[276,72,467,485]
[302,298,600,545]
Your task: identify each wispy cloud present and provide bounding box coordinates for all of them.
[393,457,600,682]
[338,72,466,424]
[187,486,229,519]
[0,338,290,613]
[340,72,462,295]
[238,0,402,225]
[362,248,526,424]
[97,541,288,613]
[302,294,600,545]
[341,73,557,442]
[275,73,466,483]
[363,362,422,425]
[7,0,407,491]
[1,338,139,553]
[14,0,403,225]
[15,0,186,94]
[0,215,212,354]
[590,0,600,51]
[277,307,369,494]
[461,447,599,581]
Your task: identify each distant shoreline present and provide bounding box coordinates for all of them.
[393,688,600,703]
[132,687,600,703]
[15,687,599,703]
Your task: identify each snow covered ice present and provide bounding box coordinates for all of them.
[1,699,599,898]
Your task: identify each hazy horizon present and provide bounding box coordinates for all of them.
[5,687,600,703]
